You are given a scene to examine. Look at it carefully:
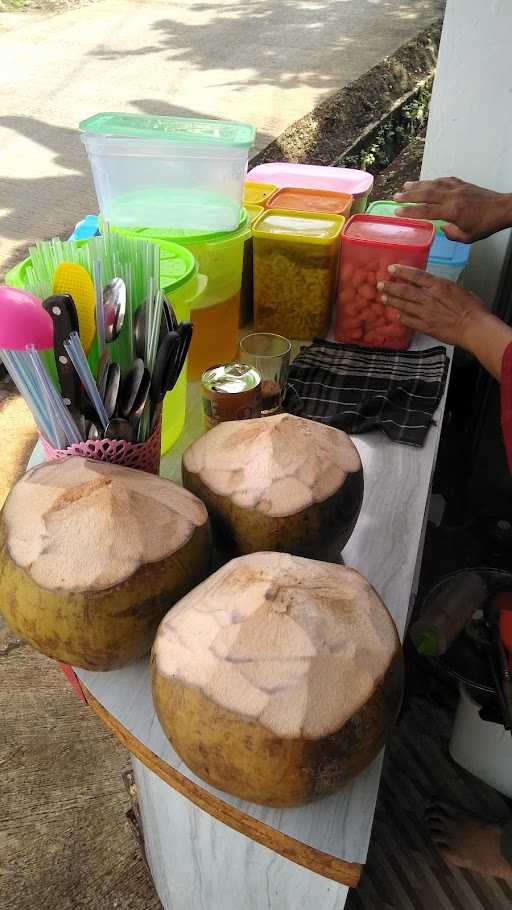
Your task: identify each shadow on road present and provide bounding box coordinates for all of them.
[90,0,443,94]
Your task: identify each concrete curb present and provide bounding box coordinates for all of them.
[250,20,442,170]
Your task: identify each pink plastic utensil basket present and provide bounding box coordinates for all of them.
[41,418,162,474]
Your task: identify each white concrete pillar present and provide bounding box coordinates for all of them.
[421,0,512,305]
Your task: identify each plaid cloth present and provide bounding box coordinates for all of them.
[284,339,450,447]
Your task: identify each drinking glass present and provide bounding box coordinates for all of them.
[239,332,291,416]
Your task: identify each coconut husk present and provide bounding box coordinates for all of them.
[0,457,211,669]
[182,414,363,560]
[152,551,403,807]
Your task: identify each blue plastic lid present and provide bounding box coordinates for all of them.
[428,233,471,267]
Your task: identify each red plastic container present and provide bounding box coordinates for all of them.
[335,214,435,349]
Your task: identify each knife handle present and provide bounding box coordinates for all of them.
[42,294,81,415]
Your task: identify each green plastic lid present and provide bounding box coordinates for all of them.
[366,200,446,234]
[158,240,197,292]
[80,113,256,148]
[5,257,33,289]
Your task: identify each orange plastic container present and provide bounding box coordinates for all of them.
[266,186,352,217]
[335,214,434,350]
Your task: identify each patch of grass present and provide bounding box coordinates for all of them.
[343,82,432,176]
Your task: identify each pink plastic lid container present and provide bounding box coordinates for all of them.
[247,162,373,204]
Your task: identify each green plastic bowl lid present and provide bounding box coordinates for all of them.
[80,113,255,148]
[366,200,446,233]
[158,241,197,292]
[111,206,249,246]
[5,257,31,290]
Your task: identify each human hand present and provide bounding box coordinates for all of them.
[377,265,487,348]
[393,177,512,243]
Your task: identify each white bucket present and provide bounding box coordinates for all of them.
[449,683,512,797]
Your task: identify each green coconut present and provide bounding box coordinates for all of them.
[182,413,363,560]
[152,551,403,808]
[0,457,211,670]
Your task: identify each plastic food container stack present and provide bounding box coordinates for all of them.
[335,214,434,350]
[243,182,278,206]
[266,186,352,216]
[80,113,255,233]
[366,200,471,284]
[252,210,344,340]
[247,162,373,213]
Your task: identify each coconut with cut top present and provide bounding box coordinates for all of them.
[182,414,363,560]
[0,457,211,670]
[152,551,403,807]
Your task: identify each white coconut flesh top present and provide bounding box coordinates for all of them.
[183,413,362,518]
[154,552,398,739]
[3,457,207,593]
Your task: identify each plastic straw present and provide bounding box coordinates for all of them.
[25,349,64,447]
[1,350,58,445]
[93,259,105,355]
[26,346,82,446]
[64,332,108,430]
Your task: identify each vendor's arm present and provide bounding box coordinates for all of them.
[378,266,512,378]
[393,177,512,243]
[378,265,512,468]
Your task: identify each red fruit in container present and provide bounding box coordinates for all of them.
[341,316,363,330]
[364,329,386,346]
[338,287,355,305]
[359,283,377,302]
[342,262,355,282]
[335,215,434,350]
[345,302,359,317]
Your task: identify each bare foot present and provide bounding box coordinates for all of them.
[426,798,512,880]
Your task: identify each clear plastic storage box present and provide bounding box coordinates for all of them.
[80,113,255,233]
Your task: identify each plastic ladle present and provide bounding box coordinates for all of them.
[0,286,53,350]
